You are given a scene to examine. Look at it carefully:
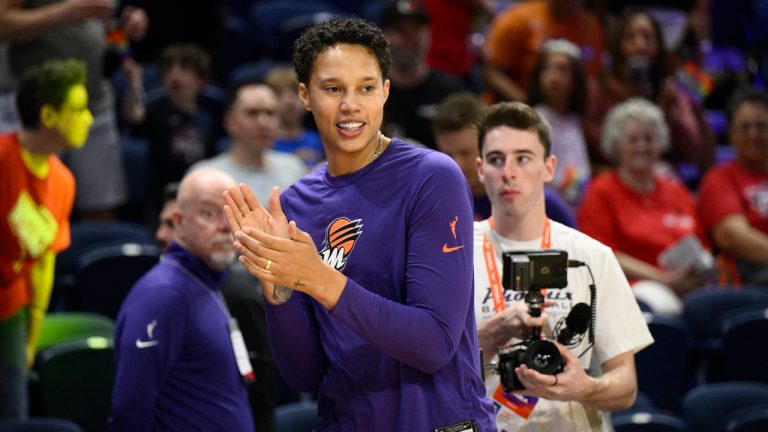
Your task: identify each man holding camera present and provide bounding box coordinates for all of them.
[473,102,652,431]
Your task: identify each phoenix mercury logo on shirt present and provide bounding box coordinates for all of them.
[320,217,363,271]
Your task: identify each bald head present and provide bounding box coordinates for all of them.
[178,168,237,209]
[174,168,238,270]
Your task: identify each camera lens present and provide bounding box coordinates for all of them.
[525,340,562,375]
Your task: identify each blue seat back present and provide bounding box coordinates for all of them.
[69,243,160,319]
[248,1,341,61]
[683,382,768,432]
[274,401,317,432]
[720,307,768,383]
[635,315,692,411]
[723,403,768,432]
[612,410,690,432]
[0,418,83,432]
[682,288,768,341]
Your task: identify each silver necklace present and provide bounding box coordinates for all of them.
[370,131,383,163]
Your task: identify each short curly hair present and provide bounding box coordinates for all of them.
[293,17,392,85]
[16,59,86,130]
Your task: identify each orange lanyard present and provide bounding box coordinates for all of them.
[482,218,551,313]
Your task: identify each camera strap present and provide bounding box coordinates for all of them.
[481,217,551,313]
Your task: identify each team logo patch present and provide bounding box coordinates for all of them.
[320,217,363,271]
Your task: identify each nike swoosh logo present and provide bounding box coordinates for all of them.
[135,339,159,349]
[442,243,465,253]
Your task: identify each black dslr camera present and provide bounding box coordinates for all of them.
[490,250,569,392]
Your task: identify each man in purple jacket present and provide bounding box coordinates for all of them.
[224,16,496,432]
[110,168,254,431]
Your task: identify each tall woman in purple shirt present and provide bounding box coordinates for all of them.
[224,16,496,432]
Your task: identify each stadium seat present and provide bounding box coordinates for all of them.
[68,243,160,319]
[635,298,654,314]
[213,15,259,84]
[682,382,768,432]
[683,287,768,383]
[274,401,318,432]
[36,312,115,353]
[66,220,154,252]
[612,410,690,432]
[683,287,768,342]
[53,221,155,311]
[722,403,768,432]
[34,338,115,432]
[611,390,658,421]
[121,134,150,208]
[0,417,83,432]
[247,1,341,61]
[635,315,692,411]
[718,307,768,383]
[55,221,154,285]
[227,59,280,85]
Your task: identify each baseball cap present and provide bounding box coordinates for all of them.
[379,0,429,28]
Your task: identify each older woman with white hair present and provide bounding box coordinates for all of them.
[578,98,709,315]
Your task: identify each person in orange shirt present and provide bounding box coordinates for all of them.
[0,59,92,418]
[482,0,604,104]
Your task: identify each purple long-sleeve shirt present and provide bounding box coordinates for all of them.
[270,138,496,431]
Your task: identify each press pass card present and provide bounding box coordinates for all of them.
[433,419,478,432]
[493,384,538,419]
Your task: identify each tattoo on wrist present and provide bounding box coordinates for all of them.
[272,285,293,304]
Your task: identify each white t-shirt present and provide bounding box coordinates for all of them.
[189,149,307,204]
[474,219,653,432]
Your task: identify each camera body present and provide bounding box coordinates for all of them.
[498,339,564,391]
[495,250,568,392]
